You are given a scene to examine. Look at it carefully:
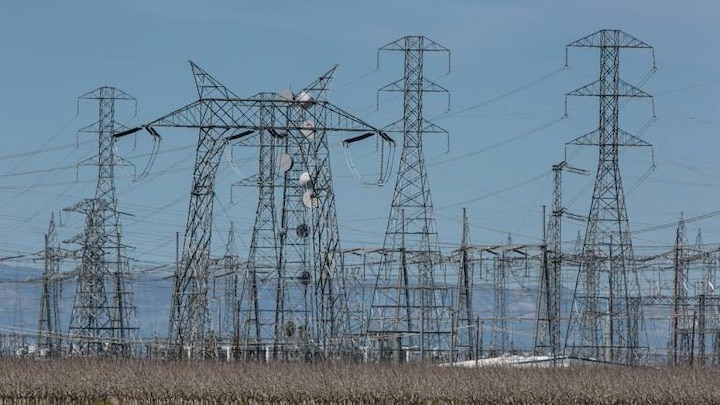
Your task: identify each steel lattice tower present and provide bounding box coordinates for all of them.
[451,208,474,361]
[167,63,240,359]
[37,213,62,356]
[368,36,452,361]
[114,62,393,359]
[564,30,654,364]
[219,225,240,348]
[670,213,692,364]
[233,93,279,359]
[490,234,511,355]
[272,67,357,359]
[534,162,588,359]
[65,87,139,356]
[534,163,564,358]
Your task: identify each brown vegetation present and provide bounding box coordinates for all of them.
[0,358,718,404]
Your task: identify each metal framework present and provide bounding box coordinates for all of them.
[219,224,240,351]
[115,62,393,359]
[367,36,452,361]
[451,208,475,361]
[37,213,62,356]
[633,294,720,365]
[534,162,588,358]
[232,93,280,360]
[466,243,544,357]
[490,235,512,355]
[235,68,359,361]
[534,164,563,358]
[65,87,139,356]
[670,214,692,363]
[272,67,356,360]
[564,30,655,364]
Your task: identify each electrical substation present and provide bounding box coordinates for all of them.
[4,31,720,366]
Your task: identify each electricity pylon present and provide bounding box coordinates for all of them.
[114,62,393,359]
[534,162,588,359]
[218,225,240,348]
[65,87,139,356]
[490,234,512,355]
[272,66,354,360]
[232,93,280,360]
[451,208,474,361]
[37,213,62,356]
[670,213,692,364]
[564,30,655,364]
[367,35,452,361]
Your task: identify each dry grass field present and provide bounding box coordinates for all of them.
[0,358,718,404]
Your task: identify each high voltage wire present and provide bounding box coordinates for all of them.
[432,67,566,121]
[428,117,564,168]
[438,172,550,211]
[0,139,94,161]
[633,210,720,235]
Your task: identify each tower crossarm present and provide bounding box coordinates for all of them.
[567,128,652,147]
[567,30,652,49]
[117,98,394,143]
[567,79,652,98]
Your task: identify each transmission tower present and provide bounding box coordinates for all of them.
[692,228,720,365]
[670,213,692,364]
[367,35,452,361]
[695,229,716,296]
[231,93,280,360]
[490,234,511,355]
[452,208,474,361]
[114,62,393,359]
[37,213,62,356]
[273,67,355,360]
[64,87,139,356]
[564,30,654,364]
[534,162,588,359]
[534,163,564,358]
[218,225,240,350]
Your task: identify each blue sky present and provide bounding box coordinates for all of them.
[0,0,719,280]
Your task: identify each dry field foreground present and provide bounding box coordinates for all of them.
[0,359,719,404]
